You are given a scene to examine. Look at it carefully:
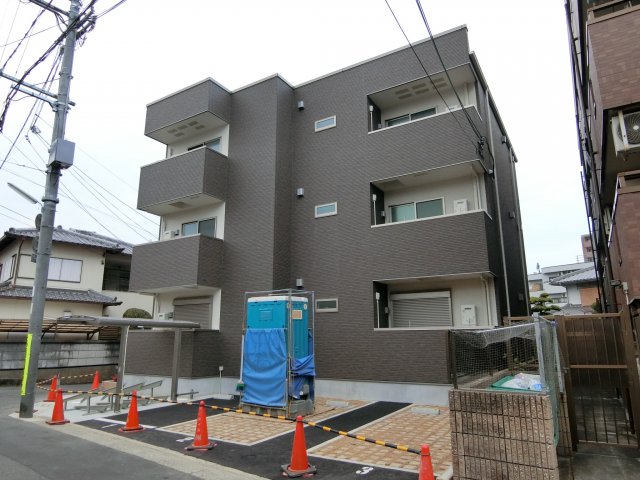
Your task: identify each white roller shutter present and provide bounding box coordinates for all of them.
[390,291,452,328]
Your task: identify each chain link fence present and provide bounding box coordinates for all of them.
[449,315,562,444]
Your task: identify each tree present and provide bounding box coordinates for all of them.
[530,292,561,316]
[122,308,152,319]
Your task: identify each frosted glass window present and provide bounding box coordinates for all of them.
[390,203,415,222]
[48,258,81,282]
[314,116,336,132]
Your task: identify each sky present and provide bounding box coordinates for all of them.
[0,0,587,274]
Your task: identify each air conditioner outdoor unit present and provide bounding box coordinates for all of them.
[611,110,640,155]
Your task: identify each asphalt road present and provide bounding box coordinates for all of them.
[0,386,264,480]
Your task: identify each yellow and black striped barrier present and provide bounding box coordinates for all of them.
[36,377,420,456]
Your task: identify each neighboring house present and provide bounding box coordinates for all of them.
[0,226,154,327]
[528,262,592,306]
[127,26,529,403]
[567,1,640,325]
[550,266,598,312]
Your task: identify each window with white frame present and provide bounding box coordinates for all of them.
[316,298,338,312]
[385,107,436,128]
[315,202,337,218]
[389,198,444,223]
[389,291,452,328]
[48,257,82,282]
[314,115,336,132]
[182,218,216,237]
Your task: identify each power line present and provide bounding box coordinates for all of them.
[96,0,128,18]
[0,0,98,131]
[1,3,46,71]
[414,0,485,141]
[0,24,58,49]
[383,0,480,152]
[0,203,32,221]
[0,1,21,67]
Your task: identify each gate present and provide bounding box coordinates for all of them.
[556,313,640,447]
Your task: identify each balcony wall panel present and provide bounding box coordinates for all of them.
[145,79,231,136]
[137,148,228,213]
[370,210,494,279]
[130,235,223,292]
[588,6,640,110]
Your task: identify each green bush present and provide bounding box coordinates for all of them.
[122,308,152,319]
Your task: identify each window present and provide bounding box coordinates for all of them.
[182,218,216,237]
[48,258,82,282]
[389,291,452,328]
[385,107,436,127]
[187,137,222,153]
[314,115,336,132]
[390,203,414,222]
[389,198,444,223]
[315,202,337,218]
[316,298,338,312]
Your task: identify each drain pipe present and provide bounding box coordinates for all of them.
[486,89,511,317]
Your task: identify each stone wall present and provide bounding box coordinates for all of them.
[450,389,562,479]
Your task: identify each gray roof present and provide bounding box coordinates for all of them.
[0,227,133,255]
[550,266,597,286]
[0,285,121,306]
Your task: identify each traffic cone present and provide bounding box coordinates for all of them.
[281,416,317,477]
[90,371,100,390]
[186,401,216,450]
[46,389,69,425]
[418,444,434,480]
[45,375,58,402]
[119,390,143,432]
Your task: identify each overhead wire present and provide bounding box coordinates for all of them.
[0,0,99,131]
[1,3,46,71]
[414,0,485,142]
[0,0,21,67]
[383,0,481,153]
[31,127,157,232]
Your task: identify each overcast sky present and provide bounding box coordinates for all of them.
[0,0,586,273]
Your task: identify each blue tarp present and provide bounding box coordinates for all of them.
[241,328,287,407]
[290,354,316,399]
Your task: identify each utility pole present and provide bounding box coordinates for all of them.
[19,0,82,418]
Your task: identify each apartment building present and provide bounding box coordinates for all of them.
[566,0,640,326]
[128,26,528,403]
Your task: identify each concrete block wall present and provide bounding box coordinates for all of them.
[0,341,119,383]
[449,389,560,480]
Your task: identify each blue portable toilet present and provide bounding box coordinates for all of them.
[240,292,315,416]
[247,296,309,358]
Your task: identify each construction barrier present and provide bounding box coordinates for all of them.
[36,376,424,457]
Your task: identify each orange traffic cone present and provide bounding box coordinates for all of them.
[418,444,435,480]
[281,416,317,477]
[186,400,216,450]
[90,371,100,390]
[46,389,69,425]
[119,390,143,432]
[45,375,58,402]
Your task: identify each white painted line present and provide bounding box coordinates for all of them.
[92,417,157,429]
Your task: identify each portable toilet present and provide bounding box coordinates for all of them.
[240,292,314,417]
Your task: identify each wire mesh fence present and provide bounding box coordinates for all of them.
[449,315,562,444]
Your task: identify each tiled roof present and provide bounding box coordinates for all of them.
[0,227,133,254]
[0,285,121,306]
[550,266,597,286]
